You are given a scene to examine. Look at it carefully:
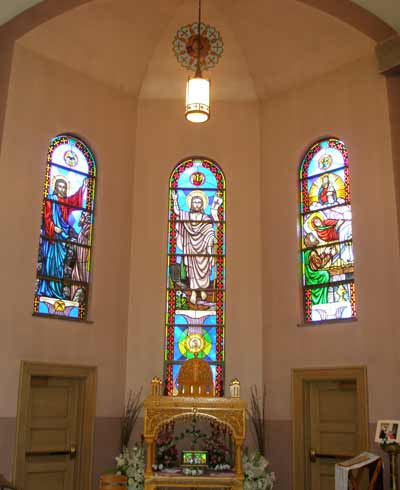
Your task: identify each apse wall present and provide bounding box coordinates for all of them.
[261,53,400,489]
[0,45,137,481]
[125,98,263,407]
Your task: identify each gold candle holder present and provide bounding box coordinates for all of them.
[229,378,240,398]
[151,376,162,396]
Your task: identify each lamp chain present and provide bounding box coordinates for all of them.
[196,0,201,76]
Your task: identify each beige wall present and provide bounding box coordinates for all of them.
[261,52,400,489]
[125,98,264,399]
[261,54,400,420]
[0,44,137,418]
[386,76,400,250]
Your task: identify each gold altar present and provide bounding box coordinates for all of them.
[143,368,246,490]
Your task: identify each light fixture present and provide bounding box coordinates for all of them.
[185,0,210,123]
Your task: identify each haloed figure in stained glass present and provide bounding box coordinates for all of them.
[38,176,88,299]
[172,190,222,305]
[300,138,356,322]
[318,174,337,205]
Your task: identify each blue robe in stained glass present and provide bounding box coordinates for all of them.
[38,184,84,299]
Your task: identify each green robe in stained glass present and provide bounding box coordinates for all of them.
[304,249,329,305]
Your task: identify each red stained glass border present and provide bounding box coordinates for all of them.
[165,158,226,394]
[34,135,96,322]
[300,138,356,324]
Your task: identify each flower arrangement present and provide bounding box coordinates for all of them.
[201,421,231,467]
[242,450,275,490]
[156,422,179,467]
[115,445,145,490]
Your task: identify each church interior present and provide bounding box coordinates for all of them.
[1,1,400,489]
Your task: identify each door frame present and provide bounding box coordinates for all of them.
[14,361,97,490]
[292,366,369,490]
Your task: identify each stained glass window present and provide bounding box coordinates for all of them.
[300,138,356,323]
[165,158,225,395]
[33,135,96,320]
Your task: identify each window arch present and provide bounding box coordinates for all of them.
[33,135,96,320]
[299,138,356,323]
[164,157,225,395]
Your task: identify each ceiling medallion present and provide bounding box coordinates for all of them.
[173,22,224,71]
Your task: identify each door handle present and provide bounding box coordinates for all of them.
[70,444,77,459]
[309,448,353,463]
[26,445,77,459]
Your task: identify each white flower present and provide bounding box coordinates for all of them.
[116,455,125,467]
[115,445,145,490]
[242,451,275,490]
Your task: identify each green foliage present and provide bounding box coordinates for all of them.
[101,466,118,474]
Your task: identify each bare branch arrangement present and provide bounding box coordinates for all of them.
[247,384,266,456]
[120,387,143,451]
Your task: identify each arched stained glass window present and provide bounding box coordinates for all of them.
[33,135,96,320]
[300,138,356,323]
[164,157,225,395]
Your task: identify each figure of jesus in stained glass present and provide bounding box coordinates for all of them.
[165,158,225,396]
[34,135,96,320]
[38,177,88,299]
[172,190,222,305]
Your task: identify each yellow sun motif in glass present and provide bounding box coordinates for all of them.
[178,330,212,359]
[309,172,346,206]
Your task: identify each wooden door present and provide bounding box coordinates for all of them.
[292,367,369,490]
[309,380,360,490]
[23,376,82,490]
[14,362,97,490]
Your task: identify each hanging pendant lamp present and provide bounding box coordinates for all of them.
[185,0,210,123]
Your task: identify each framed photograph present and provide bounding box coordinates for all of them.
[375,420,400,443]
[181,450,208,467]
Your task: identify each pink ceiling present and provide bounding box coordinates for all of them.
[18,0,376,100]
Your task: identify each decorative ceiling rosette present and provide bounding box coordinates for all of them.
[173,22,224,71]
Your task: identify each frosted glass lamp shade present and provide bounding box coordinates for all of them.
[185,76,210,123]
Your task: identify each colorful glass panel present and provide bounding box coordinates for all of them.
[165,158,225,395]
[300,138,356,323]
[33,135,96,320]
